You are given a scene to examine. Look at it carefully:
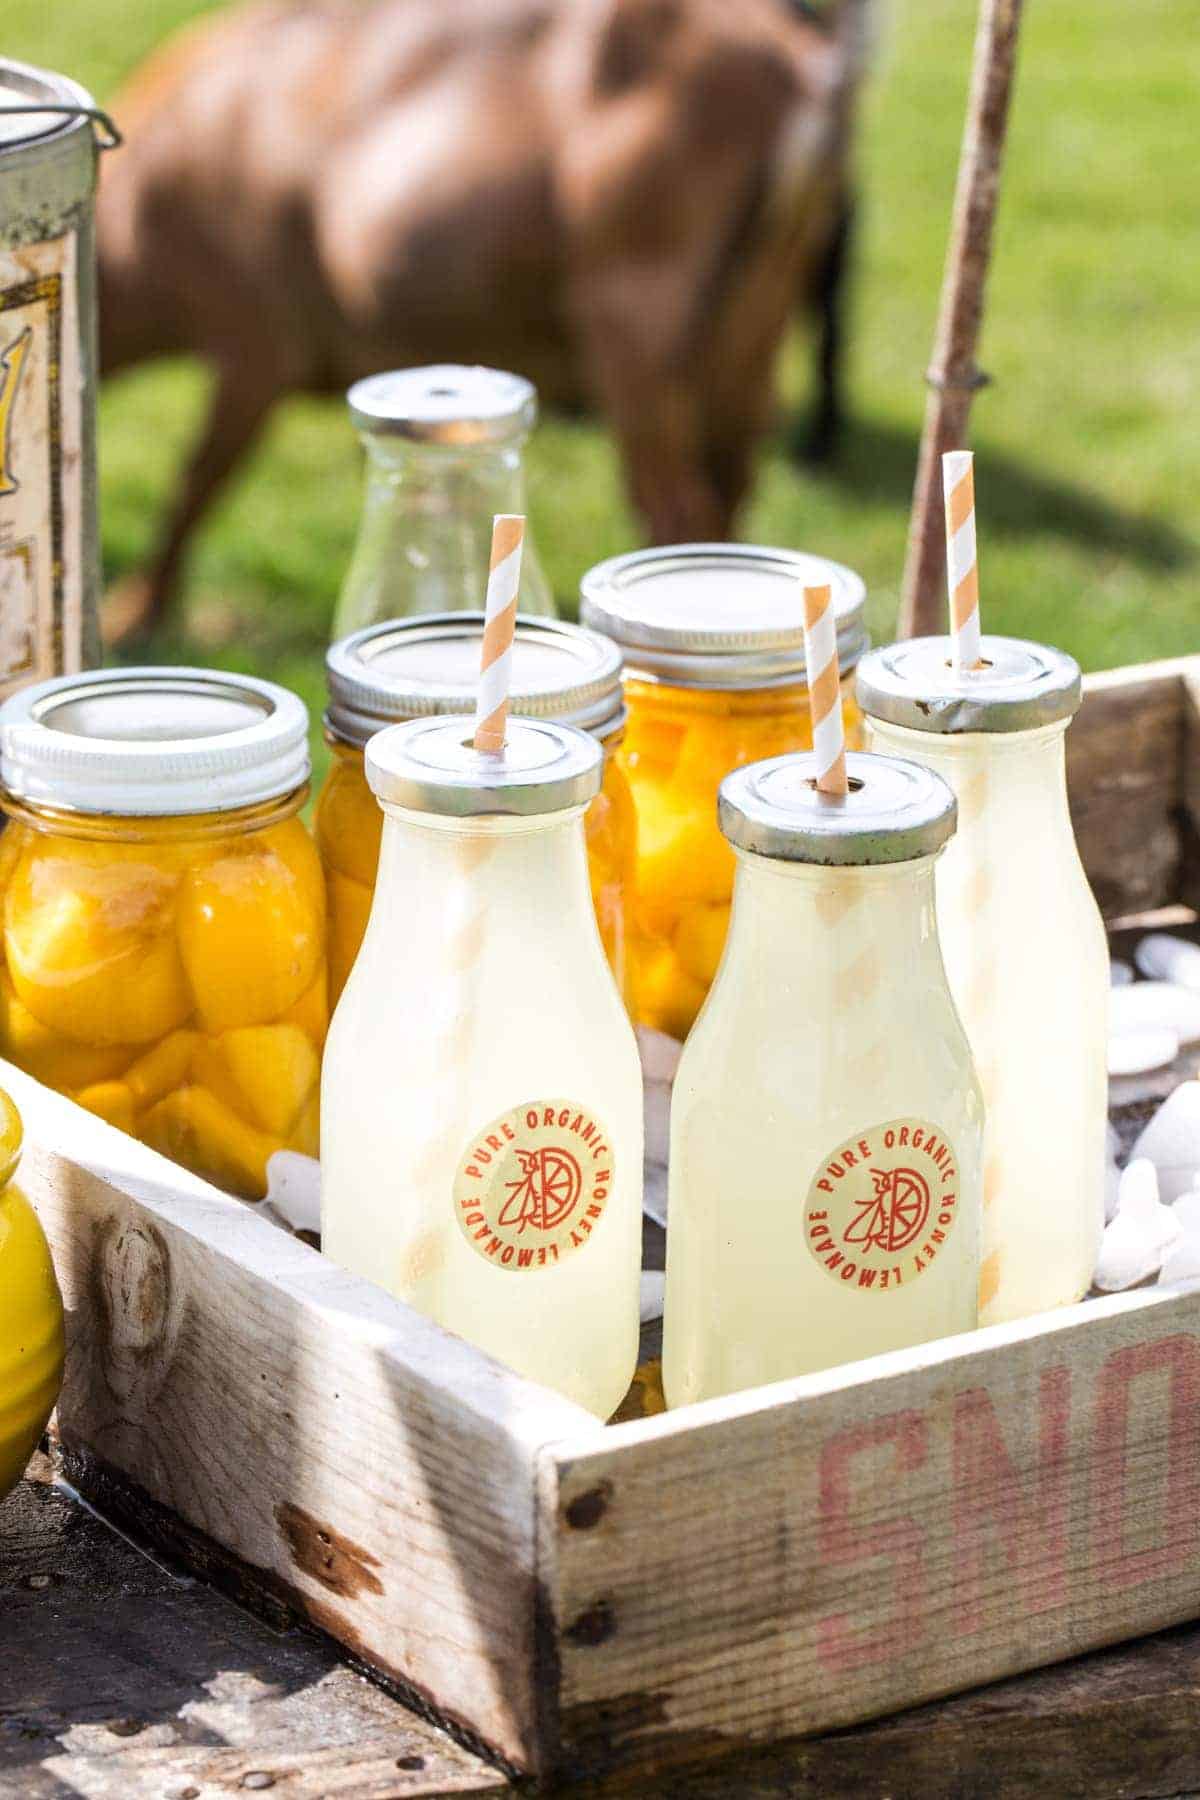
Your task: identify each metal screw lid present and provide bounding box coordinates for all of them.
[719,749,957,866]
[856,636,1082,735]
[327,614,625,747]
[579,543,868,689]
[346,365,537,446]
[0,668,310,817]
[366,716,602,818]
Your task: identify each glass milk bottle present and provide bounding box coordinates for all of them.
[332,365,555,638]
[857,638,1107,1325]
[664,750,983,1406]
[321,716,642,1417]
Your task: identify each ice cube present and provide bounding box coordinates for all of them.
[1131,1082,1200,1202]
[640,1270,666,1322]
[1108,1028,1179,1075]
[1110,982,1200,1043]
[637,1025,683,1085]
[1172,1185,1200,1234]
[1094,1158,1181,1290]
[264,1149,321,1234]
[1105,1156,1121,1223]
[1135,934,1200,989]
[1110,959,1134,987]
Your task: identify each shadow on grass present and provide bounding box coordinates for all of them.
[791,414,1197,575]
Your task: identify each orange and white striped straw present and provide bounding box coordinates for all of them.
[472,514,525,753]
[943,449,982,672]
[802,582,847,797]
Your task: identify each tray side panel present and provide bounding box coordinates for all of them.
[10,1062,595,1772]
[1069,658,1189,918]
[544,1285,1200,1781]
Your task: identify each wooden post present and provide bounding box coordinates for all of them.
[897,0,1026,639]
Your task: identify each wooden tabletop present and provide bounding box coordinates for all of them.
[5,1452,1200,1800]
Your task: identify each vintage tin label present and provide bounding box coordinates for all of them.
[0,230,83,696]
[804,1117,963,1292]
[453,1100,614,1270]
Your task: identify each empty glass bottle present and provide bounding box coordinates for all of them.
[332,365,555,637]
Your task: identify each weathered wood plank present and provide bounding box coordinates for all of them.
[6,1061,600,1773]
[0,1458,508,1800]
[606,1622,1200,1799]
[542,1283,1200,1782]
[1068,657,1193,918]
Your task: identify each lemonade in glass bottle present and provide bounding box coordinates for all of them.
[663,749,983,1405]
[321,715,643,1417]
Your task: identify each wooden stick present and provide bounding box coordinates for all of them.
[897,0,1025,640]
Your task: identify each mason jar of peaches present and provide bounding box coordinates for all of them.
[580,545,867,1040]
[317,615,635,1007]
[0,669,326,1198]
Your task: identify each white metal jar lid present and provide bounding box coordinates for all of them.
[719,750,957,865]
[327,614,625,747]
[856,636,1082,734]
[366,716,601,818]
[346,365,537,446]
[0,59,93,150]
[579,543,868,689]
[0,668,310,817]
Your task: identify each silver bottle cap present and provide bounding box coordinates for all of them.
[0,667,309,817]
[366,715,602,818]
[346,365,537,446]
[579,543,868,689]
[856,636,1082,734]
[719,750,957,866]
[327,614,625,747]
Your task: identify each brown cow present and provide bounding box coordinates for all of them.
[98,0,868,635]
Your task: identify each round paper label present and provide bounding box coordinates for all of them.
[804,1118,962,1293]
[454,1100,614,1271]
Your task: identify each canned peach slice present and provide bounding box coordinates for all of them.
[260,819,327,928]
[177,846,322,1032]
[673,901,729,989]
[315,761,383,885]
[281,968,328,1046]
[4,844,190,1047]
[0,969,133,1089]
[192,1024,319,1139]
[325,869,374,1004]
[125,1030,200,1110]
[140,1085,276,1200]
[74,1080,136,1135]
[634,783,733,911]
[625,715,687,782]
[288,1087,320,1158]
[636,945,706,1042]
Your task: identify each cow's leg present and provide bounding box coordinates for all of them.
[790,191,854,466]
[581,330,732,543]
[102,361,279,645]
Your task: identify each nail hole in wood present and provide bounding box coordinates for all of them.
[565,1599,616,1646]
[565,1482,612,1530]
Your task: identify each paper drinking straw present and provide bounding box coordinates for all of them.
[944,449,982,672]
[472,514,525,753]
[802,582,848,797]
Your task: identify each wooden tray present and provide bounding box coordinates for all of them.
[22,654,1200,1786]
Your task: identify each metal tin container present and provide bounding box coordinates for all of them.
[0,59,119,695]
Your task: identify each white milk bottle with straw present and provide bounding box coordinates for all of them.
[663,583,983,1405]
[857,454,1107,1324]
[321,517,642,1416]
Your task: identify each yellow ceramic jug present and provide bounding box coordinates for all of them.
[0,1087,65,1500]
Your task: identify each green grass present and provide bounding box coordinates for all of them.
[7,0,1199,789]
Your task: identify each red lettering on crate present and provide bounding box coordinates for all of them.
[950,1368,1072,1636]
[1093,1335,1200,1589]
[816,1411,927,1672]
